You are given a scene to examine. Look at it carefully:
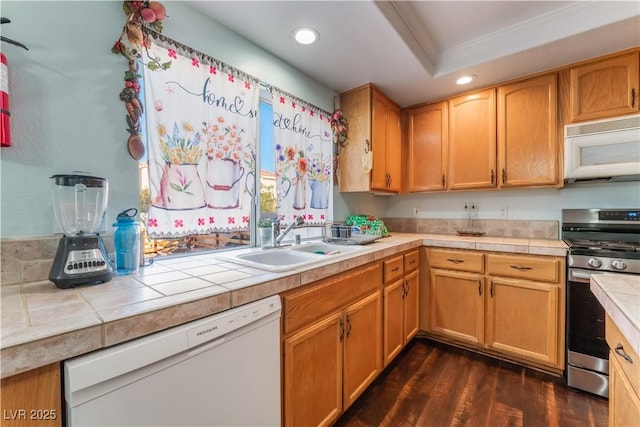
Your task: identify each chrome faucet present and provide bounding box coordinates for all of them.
[271,216,305,247]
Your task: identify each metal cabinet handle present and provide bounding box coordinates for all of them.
[447,258,464,264]
[615,343,633,364]
[502,168,506,184]
[510,265,532,271]
[404,281,409,297]
[632,88,636,108]
[478,279,482,296]
[346,315,352,338]
[409,260,416,265]
[490,169,494,185]
[490,281,494,298]
[391,266,400,272]
[442,174,445,188]
[339,318,344,342]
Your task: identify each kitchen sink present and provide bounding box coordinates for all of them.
[289,242,363,255]
[216,241,366,272]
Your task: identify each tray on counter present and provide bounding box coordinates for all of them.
[322,234,382,245]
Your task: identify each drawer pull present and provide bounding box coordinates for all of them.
[615,343,634,364]
[409,260,416,265]
[510,265,532,271]
[391,266,400,272]
[447,258,465,264]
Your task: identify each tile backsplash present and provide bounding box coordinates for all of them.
[1,218,558,287]
[382,217,559,240]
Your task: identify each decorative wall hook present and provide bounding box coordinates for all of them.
[0,18,29,51]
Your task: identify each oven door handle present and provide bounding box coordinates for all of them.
[568,269,605,283]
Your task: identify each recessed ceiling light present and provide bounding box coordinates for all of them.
[456,74,477,85]
[292,27,319,45]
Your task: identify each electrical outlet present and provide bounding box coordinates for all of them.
[413,206,419,217]
[499,206,508,218]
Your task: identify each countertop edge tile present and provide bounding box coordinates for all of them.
[1,325,102,379]
[103,292,232,347]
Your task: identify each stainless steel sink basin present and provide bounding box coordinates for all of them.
[216,241,365,272]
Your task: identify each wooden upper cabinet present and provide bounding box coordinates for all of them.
[569,52,640,122]
[406,101,448,191]
[498,73,558,188]
[448,88,497,190]
[371,91,401,192]
[339,85,371,192]
[339,84,401,193]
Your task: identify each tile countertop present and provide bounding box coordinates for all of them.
[0,233,567,379]
[591,273,640,356]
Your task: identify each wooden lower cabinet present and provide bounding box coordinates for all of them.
[282,263,383,427]
[606,314,640,426]
[609,353,640,427]
[0,363,62,427]
[284,312,343,427]
[383,251,420,366]
[427,248,565,371]
[485,277,558,366]
[429,268,484,346]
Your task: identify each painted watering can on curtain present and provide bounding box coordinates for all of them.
[292,173,306,210]
[206,157,246,209]
[309,178,330,209]
[152,162,206,210]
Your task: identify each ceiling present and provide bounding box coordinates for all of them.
[189,1,640,108]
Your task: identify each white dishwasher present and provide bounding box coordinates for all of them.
[64,295,281,427]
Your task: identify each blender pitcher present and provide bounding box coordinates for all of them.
[49,174,113,288]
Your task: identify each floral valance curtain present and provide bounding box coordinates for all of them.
[143,35,259,238]
[272,88,332,226]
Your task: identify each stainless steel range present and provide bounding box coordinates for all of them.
[562,208,640,398]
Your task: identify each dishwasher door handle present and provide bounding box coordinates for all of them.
[187,335,228,357]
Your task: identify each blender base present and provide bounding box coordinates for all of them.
[49,235,113,289]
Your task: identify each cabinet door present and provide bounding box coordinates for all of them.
[498,74,558,187]
[386,103,402,192]
[343,291,382,409]
[609,353,640,427]
[371,93,390,191]
[407,102,448,191]
[0,363,62,427]
[383,279,404,366]
[570,52,640,122]
[284,312,343,427]
[448,88,497,190]
[485,277,559,367]
[339,85,372,192]
[403,269,420,343]
[429,269,484,345]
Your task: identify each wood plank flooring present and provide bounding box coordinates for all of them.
[334,338,608,427]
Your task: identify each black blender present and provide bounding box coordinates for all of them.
[49,174,113,288]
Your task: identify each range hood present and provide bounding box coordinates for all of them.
[564,114,640,184]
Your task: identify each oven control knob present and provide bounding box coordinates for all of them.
[587,258,602,268]
[611,260,627,271]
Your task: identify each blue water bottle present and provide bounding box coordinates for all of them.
[113,208,140,275]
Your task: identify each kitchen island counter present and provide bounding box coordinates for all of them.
[1,233,567,378]
[591,273,640,356]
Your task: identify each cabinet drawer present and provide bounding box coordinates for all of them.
[606,315,640,398]
[429,249,484,273]
[487,253,560,283]
[384,256,404,284]
[282,263,381,335]
[404,250,419,273]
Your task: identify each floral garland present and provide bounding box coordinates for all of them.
[330,108,349,185]
[111,1,171,160]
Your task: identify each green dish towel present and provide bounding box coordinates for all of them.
[344,215,389,237]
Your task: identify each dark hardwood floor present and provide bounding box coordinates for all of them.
[334,338,608,427]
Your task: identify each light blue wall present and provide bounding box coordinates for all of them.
[0,1,337,238]
[2,1,636,237]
